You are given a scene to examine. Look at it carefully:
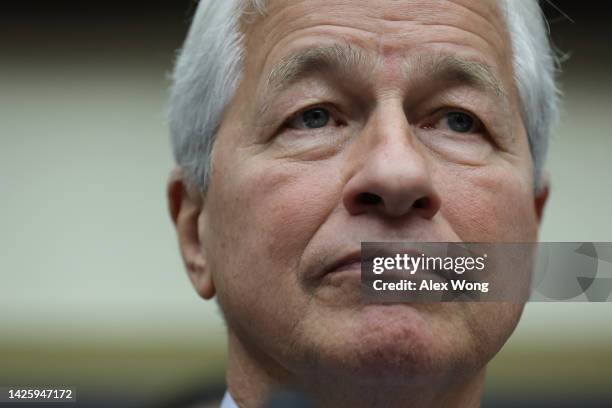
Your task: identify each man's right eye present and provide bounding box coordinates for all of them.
[287,107,334,130]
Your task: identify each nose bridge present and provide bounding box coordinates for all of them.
[342,98,441,219]
[353,97,426,174]
[372,96,407,140]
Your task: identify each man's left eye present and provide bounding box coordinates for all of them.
[422,111,481,134]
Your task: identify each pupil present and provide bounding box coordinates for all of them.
[447,112,473,133]
[303,109,329,128]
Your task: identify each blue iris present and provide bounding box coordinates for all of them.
[301,108,330,129]
[447,112,474,133]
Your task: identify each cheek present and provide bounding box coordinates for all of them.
[203,154,342,328]
[438,164,537,241]
[237,161,340,262]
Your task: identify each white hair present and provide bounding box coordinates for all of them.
[168,0,559,193]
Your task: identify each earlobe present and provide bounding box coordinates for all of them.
[167,167,216,300]
[534,172,550,224]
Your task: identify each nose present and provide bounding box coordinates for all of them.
[342,104,441,220]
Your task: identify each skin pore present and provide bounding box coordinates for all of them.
[168,0,549,407]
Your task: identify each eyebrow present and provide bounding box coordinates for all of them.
[259,44,509,115]
[406,53,507,100]
[265,44,372,93]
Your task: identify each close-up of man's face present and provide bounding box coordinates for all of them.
[7,0,612,406]
[168,0,551,405]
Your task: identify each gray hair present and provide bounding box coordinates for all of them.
[168,0,559,193]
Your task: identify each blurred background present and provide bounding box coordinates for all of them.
[1,1,610,407]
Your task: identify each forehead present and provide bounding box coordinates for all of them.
[242,0,514,89]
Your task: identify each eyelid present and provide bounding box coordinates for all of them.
[420,108,483,132]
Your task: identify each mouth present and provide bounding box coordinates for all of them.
[317,246,456,283]
[322,251,363,277]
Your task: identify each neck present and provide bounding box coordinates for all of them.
[226,330,486,408]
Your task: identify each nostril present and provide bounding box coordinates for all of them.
[357,192,382,206]
[413,197,430,209]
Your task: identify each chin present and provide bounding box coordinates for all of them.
[303,303,482,385]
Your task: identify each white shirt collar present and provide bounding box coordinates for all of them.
[220,391,239,408]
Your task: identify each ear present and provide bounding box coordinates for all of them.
[534,171,550,224]
[167,166,215,299]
